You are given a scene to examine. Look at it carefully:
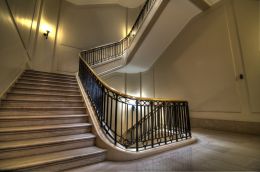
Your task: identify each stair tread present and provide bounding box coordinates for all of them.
[0,123,91,133]
[8,92,81,96]
[22,74,76,81]
[0,133,95,150]
[0,107,85,109]
[19,78,78,85]
[13,86,79,92]
[0,114,88,119]
[2,99,83,103]
[25,70,75,77]
[0,146,105,170]
[17,81,79,88]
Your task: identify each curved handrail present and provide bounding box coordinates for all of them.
[79,56,185,103]
[81,0,157,66]
[78,55,191,152]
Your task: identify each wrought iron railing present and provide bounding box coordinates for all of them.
[81,0,156,66]
[79,57,191,152]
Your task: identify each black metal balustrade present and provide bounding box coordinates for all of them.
[79,57,192,152]
[81,0,156,66]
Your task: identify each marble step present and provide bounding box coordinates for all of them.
[21,74,76,83]
[1,99,84,107]
[0,110,86,115]
[18,78,78,87]
[25,70,75,79]
[15,82,79,91]
[6,92,83,101]
[11,87,80,95]
[0,147,106,171]
[0,107,86,113]
[0,133,95,159]
[0,123,91,141]
[0,114,88,127]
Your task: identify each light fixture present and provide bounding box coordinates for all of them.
[131,31,136,37]
[43,30,50,39]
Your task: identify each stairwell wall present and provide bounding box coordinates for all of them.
[54,1,142,74]
[0,0,30,98]
[152,0,260,128]
[103,0,260,134]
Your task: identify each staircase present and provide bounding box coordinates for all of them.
[0,70,106,171]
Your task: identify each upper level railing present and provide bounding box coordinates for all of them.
[81,0,156,66]
[79,56,191,152]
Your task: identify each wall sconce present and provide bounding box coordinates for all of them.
[131,30,136,37]
[43,30,50,39]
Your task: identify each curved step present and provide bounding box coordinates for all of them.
[18,78,78,86]
[0,99,84,108]
[0,133,95,159]
[0,114,88,127]
[6,92,82,101]
[25,70,75,79]
[11,87,80,95]
[0,107,86,113]
[0,147,106,171]
[0,123,91,141]
[15,82,79,91]
[21,74,76,83]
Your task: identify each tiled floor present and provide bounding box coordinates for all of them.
[66,128,260,171]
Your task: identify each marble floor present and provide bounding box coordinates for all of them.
[66,128,260,171]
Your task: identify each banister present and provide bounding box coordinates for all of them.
[78,0,191,152]
[81,0,158,66]
[79,56,186,103]
[78,56,192,151]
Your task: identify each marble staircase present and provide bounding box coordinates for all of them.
[0,70,106,171]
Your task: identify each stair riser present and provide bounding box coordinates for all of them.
[6,94,82,101]
[15,83,79,91]
[18,79,78,87]
[25,153,106,172]
[21,75,76,83]
[1,101,84,108]
[0,111,85,115]
[11,88,80,95]
[0,127,91,142]
[24,71,75,80]
[0,108,86,113]
[0,117,88,127]
[0,138,95,160]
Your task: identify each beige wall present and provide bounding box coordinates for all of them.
[102,67,155,98]
[55,1,142,74]
[152,0,260,122]
[233,0,260,113]
[105,0,260,124]
[31,0,61,72]
[0,0,30,97]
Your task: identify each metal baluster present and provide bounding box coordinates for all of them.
[186,102,191,137]
[163,103,167,144]
[151,101,154,148]
[114,95,118,145]
[135,100,139,151]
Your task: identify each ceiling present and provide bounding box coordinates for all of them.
[204,0,221,6]
[65,0,146,8]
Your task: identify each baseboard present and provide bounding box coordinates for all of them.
[0,64,26,101]
[191,118,260,135]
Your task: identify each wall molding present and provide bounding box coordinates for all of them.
[191,118,260,135]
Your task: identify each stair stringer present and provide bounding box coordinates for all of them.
[76,73,197,161]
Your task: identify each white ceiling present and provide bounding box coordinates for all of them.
[65,0,146,8]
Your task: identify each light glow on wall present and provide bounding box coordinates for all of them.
[40,19,55,39]
[15,17,36,29]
